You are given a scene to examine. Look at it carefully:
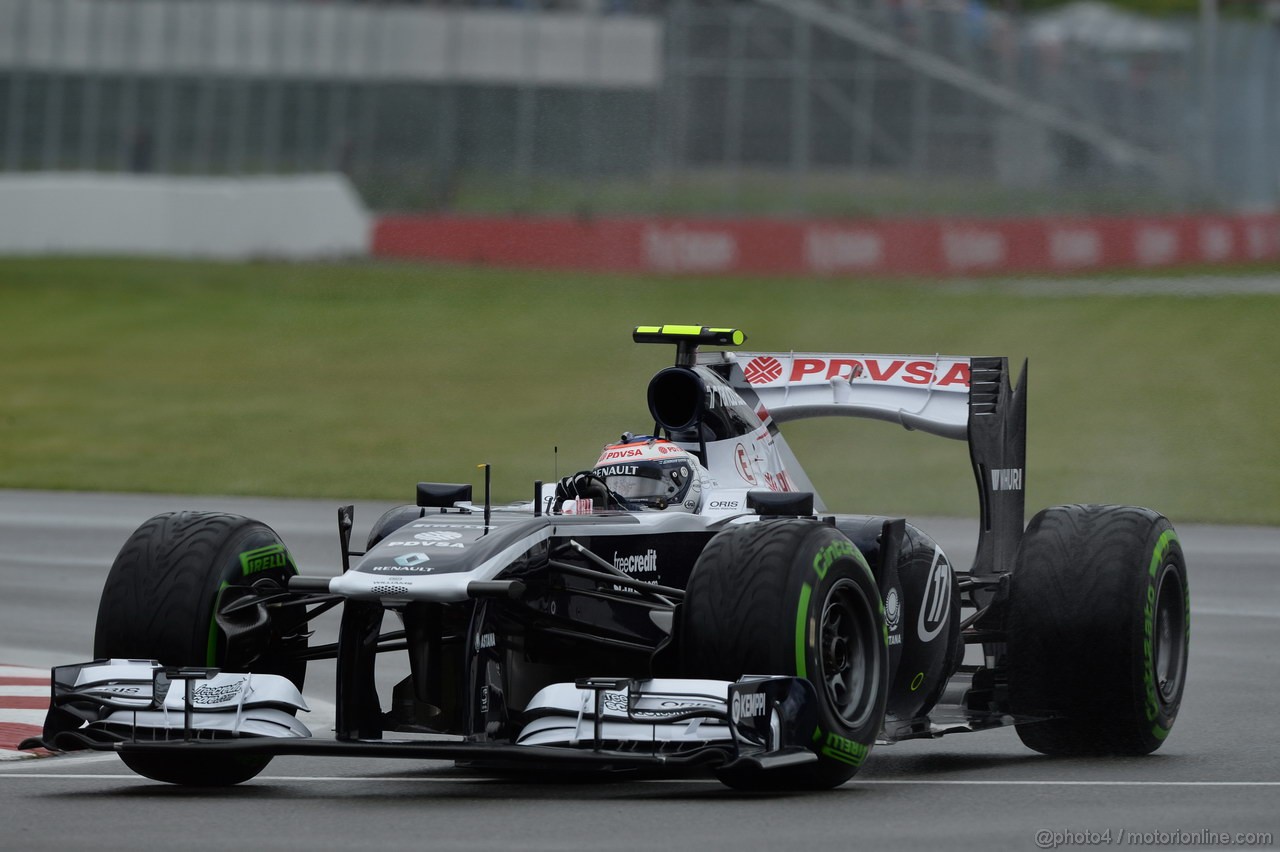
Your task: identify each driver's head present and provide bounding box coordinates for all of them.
[592,436,704,512]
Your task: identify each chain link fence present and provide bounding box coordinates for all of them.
[0,0,1275,216]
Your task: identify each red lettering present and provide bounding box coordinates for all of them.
[600,448,643,462]
[825,359,863,380]
[790,358,826,381]
[865,359,904,382]
[784,357,969,386]
[902,361,934,385]
[938,363,971,387]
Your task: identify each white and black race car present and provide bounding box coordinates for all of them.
[23,326,1190,790]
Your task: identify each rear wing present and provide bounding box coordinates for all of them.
[701,350,1027,580]
[711,352,972,439]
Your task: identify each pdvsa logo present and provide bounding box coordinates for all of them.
[744,356,783,385]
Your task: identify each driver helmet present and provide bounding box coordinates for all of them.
[592,435,704,512]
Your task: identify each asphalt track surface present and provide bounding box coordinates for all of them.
[1,490,1276,851]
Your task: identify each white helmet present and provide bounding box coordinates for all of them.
[592,436,704,512]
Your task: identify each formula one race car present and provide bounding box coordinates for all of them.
[23,326,1190,790]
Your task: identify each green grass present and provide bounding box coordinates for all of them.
[1,257,1277,526]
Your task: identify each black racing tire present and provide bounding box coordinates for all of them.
[680,519,888,790]
[93,511,305,785]
[1008,504,1189,756]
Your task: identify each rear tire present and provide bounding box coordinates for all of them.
[1008,504,1188,755]
[681,519,888,790]
[93,511,305,785]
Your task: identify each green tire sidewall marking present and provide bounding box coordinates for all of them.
[804,535,877,676]
[811,539,854,582]
[1183,550,1191,644]
[801,534,880,768]
[796,582,812,679]
[240,543,291,577]
[1147,529,1177,579]
[207,580,231,666]
[1142,528,1180,739]
[814,728,870,767]
[811,724,872,767]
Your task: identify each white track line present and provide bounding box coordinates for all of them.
[1192,606,1280,620]
[854,780,1280,787]
[0,752,120,768]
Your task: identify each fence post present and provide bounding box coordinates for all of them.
[1198,0,1218,197]
[853,2,877,172]
[582,2,602,215]
[909,1,932,178]
[723,4,747,212]
[354,0,383,185]
[514,1,540,212]
[41,0,69,171]
[790,11,812,213]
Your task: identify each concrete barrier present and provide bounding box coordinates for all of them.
[0,174,370,260]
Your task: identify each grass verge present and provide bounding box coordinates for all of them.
[1,257,1276,525]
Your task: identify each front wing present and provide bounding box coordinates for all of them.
[22,660,820,774]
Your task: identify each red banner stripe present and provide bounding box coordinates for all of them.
[0,696,49,710]
[371,213,1280,277]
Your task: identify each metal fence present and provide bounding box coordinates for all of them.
[0,0,1276,216]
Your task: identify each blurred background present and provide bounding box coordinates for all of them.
[2,0,1277,218]
[1,0,1278,524]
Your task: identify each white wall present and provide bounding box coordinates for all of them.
[0,173,371,260]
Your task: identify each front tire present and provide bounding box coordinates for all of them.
[680,519,888,789]
[1008,504,1189,755]
[94,511,306,785]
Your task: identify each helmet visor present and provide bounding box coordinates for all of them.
[595,461,691,507]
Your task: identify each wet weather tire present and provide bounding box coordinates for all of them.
[681,519,888,790]
[1008,504,1189,755]
[93,511,305,785]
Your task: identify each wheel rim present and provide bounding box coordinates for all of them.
[818,579,880,729]
[1153,564,1187,706]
